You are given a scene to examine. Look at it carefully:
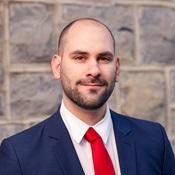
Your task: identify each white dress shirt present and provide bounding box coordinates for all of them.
[60,101,121,175]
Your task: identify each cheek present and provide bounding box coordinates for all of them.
[63,62,85,79]
[60,61,72,77]
[101,66,116,79]
[60,65,79,86]
[61,60,81,74]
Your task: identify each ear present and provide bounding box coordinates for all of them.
[115,57,120,82]
[51,54,61,80]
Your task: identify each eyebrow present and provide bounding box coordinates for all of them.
[70,50,114,57]
[70,50,89,56]
[97,51,114,58]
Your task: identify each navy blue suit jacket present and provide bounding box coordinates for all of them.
[0,109,175,175]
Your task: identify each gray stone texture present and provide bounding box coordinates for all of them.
[0,3,4,87]
[171,138,175,154]
[63,0,113,3]
[170,71,175,103]
[170,108,175,136]
[9,3,56,63]
[0,3,3,60]
[0,0,174,153]
[0,93,5,117]
[119,71,166,124]
[10,73,62,119]
[139,7,175,65]
[108,87,119,111]
[61,4,135,65]
[0,65,3,89]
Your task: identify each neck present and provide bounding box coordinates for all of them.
[62,96,107,126]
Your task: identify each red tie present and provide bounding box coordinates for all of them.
[84,127,115,175]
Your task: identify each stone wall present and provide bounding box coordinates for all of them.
[0,0,175,152]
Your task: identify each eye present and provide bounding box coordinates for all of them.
[73,55,87,63]
[99,56,113,63]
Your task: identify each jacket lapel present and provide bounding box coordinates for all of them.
[46,110,84,175]
[111,111,137,175]
[44,109,136,175]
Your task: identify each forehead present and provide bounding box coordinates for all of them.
[63,21,114,54]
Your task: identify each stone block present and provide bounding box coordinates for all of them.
[61,0,113,3]
[119,0,167,2]
[0,124,27,143]
[61,4,135,65]
[0,3,3,57]
[170,71,175,103]
[0,93,5,117]
[119,71,166,124]
[139,7,175,65]
[170,108,175,136]
[172,139,175,153]
[0,3,4,89]
[0,3,4,86]
[0,65,4,88]
[9,3,56,63]
[10,73,62,119]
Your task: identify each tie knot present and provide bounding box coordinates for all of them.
[84,127,101,143]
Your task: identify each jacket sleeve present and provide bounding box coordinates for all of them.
[0,139,22,175]
[160,126,175,175]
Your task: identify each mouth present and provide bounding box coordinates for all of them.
[76,78,108,87]
[82,83,104,86]
[79,83,105,92]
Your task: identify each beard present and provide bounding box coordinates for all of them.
[61,75,116,110]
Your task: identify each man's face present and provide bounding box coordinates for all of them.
[53,21,120,110]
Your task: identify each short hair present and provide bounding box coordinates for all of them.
[57,18,116,55]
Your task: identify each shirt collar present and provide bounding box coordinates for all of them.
[60,101,113,144]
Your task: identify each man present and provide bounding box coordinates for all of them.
[0,18,175,175]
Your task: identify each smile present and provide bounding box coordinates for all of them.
[83,83,104,86]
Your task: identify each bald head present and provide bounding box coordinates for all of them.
[58,18,116,56]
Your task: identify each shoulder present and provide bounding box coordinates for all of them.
[110,110,167,144]
[111,110,164,131]
[111,110,167,157]
[110,110,175,173]
[1,110,59,148]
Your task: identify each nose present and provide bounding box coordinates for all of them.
[86,59,101,77]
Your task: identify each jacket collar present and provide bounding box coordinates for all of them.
[111,110,137,175]
[45,108,136,175]
[46,109,85,175]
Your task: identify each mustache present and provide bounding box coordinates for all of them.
[76,77,108,86]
